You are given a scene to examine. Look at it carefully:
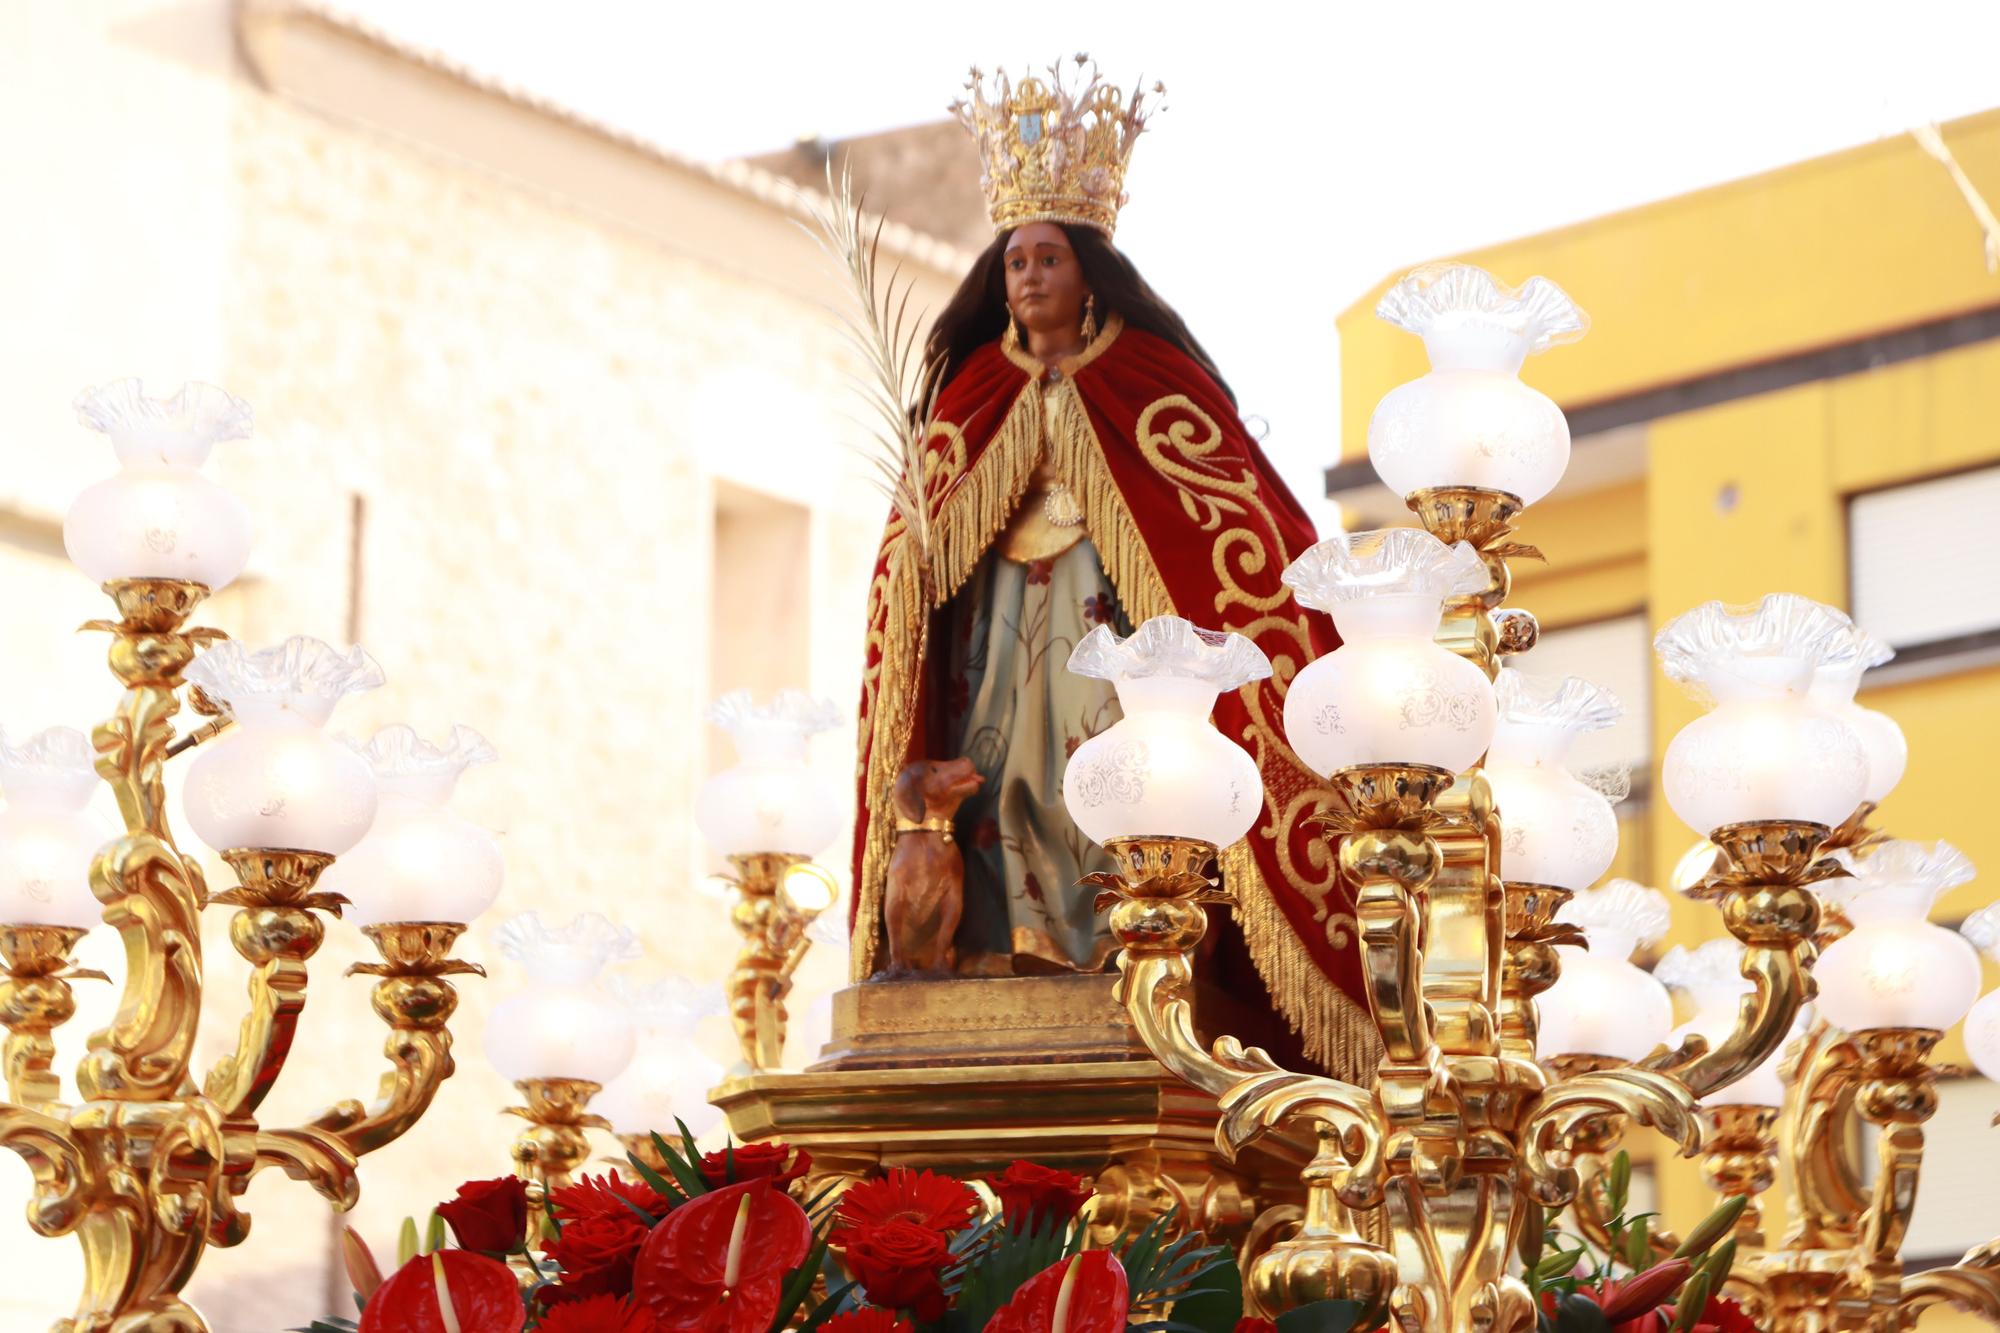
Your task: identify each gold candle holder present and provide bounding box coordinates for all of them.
[0,579,477,1331]
[0,925,105,1108]
[506,1076,610,1245]
[724,851,812,1069]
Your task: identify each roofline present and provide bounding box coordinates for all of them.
[233,0,977,284]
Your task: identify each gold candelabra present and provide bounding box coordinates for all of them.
[723,852,835,1069]
[505,1076,610,1246]
[1095,485,1831,1332]
[0,580,480,1332]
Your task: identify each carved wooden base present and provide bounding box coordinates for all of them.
[711,973,1310,1265]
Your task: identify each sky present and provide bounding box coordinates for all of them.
[338,0,2000,527]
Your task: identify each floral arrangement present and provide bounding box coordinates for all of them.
[1521,1153,1756,1333]
[297,1129,1264,1333]
[298,1136,1750,1333]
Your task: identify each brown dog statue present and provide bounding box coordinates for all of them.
[884,756,985,973]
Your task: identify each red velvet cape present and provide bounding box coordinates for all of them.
[849,317,1373,1071]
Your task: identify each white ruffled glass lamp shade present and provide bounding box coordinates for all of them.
[593,975,726,1140]
[1657,939,1790,1107]
[1807,623,1907,805]
[1486,670,1623,891]
[181,638,384,855]
[1815,841,1982,1033]
[1061,618,1271,847]
[1281,530,1496,778]
[1655,594,1870,836]
[63,380,255,590]
[320,724,503,927]
[1536,880,1674,1063]
[0,727,116,929]
[1366,265,1589,506]
[1959,903,2000,1082]
[483,911,640,1085]
[695,691,843,858]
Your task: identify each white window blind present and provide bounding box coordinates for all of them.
[1850,466,2000,652]
[1521,614,1653,776]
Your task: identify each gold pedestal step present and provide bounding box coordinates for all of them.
[711,973,1306,1253]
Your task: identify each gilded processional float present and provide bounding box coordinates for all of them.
[2,51,1998,1333]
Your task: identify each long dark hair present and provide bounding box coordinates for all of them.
[923,224,1236,405]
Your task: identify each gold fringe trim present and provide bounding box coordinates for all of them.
[852,374,1048,979]
[1222,840,1382,1083]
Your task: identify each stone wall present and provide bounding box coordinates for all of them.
[0,2,956,1327]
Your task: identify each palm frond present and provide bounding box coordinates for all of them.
[799,161,947,604]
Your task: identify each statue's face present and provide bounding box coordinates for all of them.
[1004,222,1092,341]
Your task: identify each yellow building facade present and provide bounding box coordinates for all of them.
[1334,109,2000,1317]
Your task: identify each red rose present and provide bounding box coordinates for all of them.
[534,1293,659,1332]
[551,1172,673,1225]
[836,1167,979,1237]
[634,1178,813,1333]
[844,1220,953,1320]
[542,1209,651,1304]
[982,1252,1127,1333]
[359,1250,525,1333]
[987,1161,1091,1234]
[699,1141,812,1189]
[434,1176,528,1254]
[824,1310,913,1333]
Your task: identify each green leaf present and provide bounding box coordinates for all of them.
[1624,1215,1650,1271]
[651,1130,710,1199]
[424,1210,446,1256]
[624,1146,689,1207]
[1605,1152,1631,1219]
[1534,1247,1588,1285]
[767,1236,831,1333]
[941,1213,1072,1333]
[676,1118,708,1177]
[289,1321,361,1333]
[1121,1212,1234,1321]
[396,1216,418,1267]
[1165,1247,1243,1333]
[1274,1298,1365,1333]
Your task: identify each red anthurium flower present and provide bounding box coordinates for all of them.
[822,1309,914,1333]
[843,1221,953,1320]
[435,1176,529,1254]
[534,1294,660,1332]
[550,1172,673,1224]
[836,1167,979,1236]
[633,1178,813,1333]
[358,1250,524,1333]
[987,1162,1091,1234]
[699,1141,812,1189]
[982,1251,1128,1333]
[1233,1319,1277,1333]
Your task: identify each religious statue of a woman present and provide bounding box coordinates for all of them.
[849,57,1374,1075]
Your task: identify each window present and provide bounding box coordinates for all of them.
[1849,465,2000,663]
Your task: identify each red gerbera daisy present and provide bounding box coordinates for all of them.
[550,1172,672,1225]
[535,1294,658,1333]
[822,1310,912,1333]
[835,1167,979,1237]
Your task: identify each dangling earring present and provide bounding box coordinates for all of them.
[1008,309,1024,348]
[1080,293,1098,342]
